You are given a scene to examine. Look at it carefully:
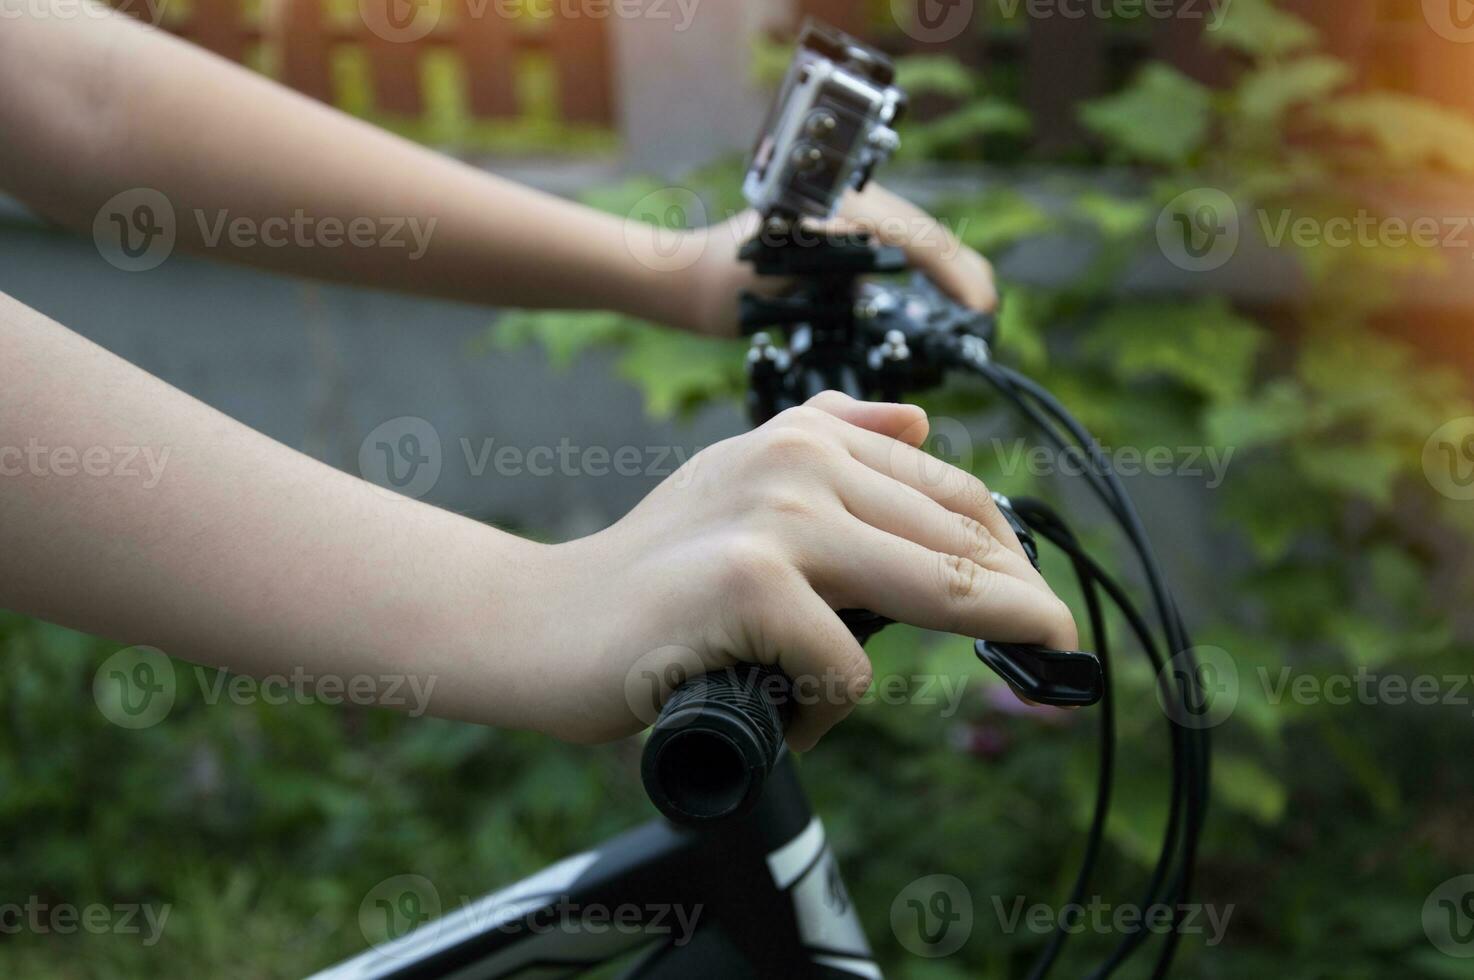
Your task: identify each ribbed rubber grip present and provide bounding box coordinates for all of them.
[640,665,789,826]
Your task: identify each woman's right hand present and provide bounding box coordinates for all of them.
[527,391,1078,751]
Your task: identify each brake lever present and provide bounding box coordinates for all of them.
[981,494,1104,708]
[974,641,1103,708]
[836,500,1103,708]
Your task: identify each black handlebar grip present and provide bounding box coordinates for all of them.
[640,665,790,826]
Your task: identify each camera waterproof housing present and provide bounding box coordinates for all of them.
[743,19,905,222]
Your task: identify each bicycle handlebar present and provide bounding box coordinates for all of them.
[639,665,789,827]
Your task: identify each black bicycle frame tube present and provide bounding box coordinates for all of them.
[309,756,879,980]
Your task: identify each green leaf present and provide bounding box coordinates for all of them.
[894,55,977,99]
[1316,93,1474,176]
[1407,947,1474,979]
[938,189,1054,255]
[1084,298,1265,402]
[1203,380,1308,450]
[1236,56,1352,125]
[1205,0,1318,58]
[1331,616,1453,670]
[995,285,1051,372]
[1292,443,1402,505]
[1070,191,1154,240]
[614,328,746,417]
[1078,64,1213,167]
[1212,754,1286,825]
[490,310,634,370]
[900,99,1032,159]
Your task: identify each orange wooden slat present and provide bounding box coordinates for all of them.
[278,0,335,104]
[184,0,250,62]
[548,12,611,125]
[457,0,520,118]
[358,0,428,115]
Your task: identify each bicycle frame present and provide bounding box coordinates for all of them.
[310,756,879,979]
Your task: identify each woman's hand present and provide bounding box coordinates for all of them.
[529,392,1076,751]
[677,182,998,338]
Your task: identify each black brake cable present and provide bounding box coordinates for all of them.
[936,342,1212,978]
[962,360,1193,923]
[997,368,1208,980]
[1016,501,1115,980]
[1015,499,1187,979]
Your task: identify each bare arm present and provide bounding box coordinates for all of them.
[0,289,559,727]
[0,2,996,336]
[0,1,699,329]
[0,290,1072,747]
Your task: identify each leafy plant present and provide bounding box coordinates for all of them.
[493,3,1474,976]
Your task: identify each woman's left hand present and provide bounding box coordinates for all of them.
[677,182,997,338]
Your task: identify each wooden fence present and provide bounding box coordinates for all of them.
[114,0,612,124]
[112,0,1473,149]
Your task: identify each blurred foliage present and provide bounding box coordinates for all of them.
[7,1,1474,977]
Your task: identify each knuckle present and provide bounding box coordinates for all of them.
[940,552,988,603]
[960,473,994,514]
[755,423,828,464]
[773,404,828,430]
[956,514,994,564]
[718,534,790,599]
[804,390,850,413]
[762,487,817,522]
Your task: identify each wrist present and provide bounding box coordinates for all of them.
[406,519,563,730]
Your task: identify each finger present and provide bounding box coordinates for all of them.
[834,458,1046,588]
[801,391,928,447]
[824,421,1029,562]
[766,588,871,752]
[919,247,997,314]
[834,183,997,312]
[805,515,1078,651]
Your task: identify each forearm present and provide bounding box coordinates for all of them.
[0,3,690,327]
[0,290,555,729]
